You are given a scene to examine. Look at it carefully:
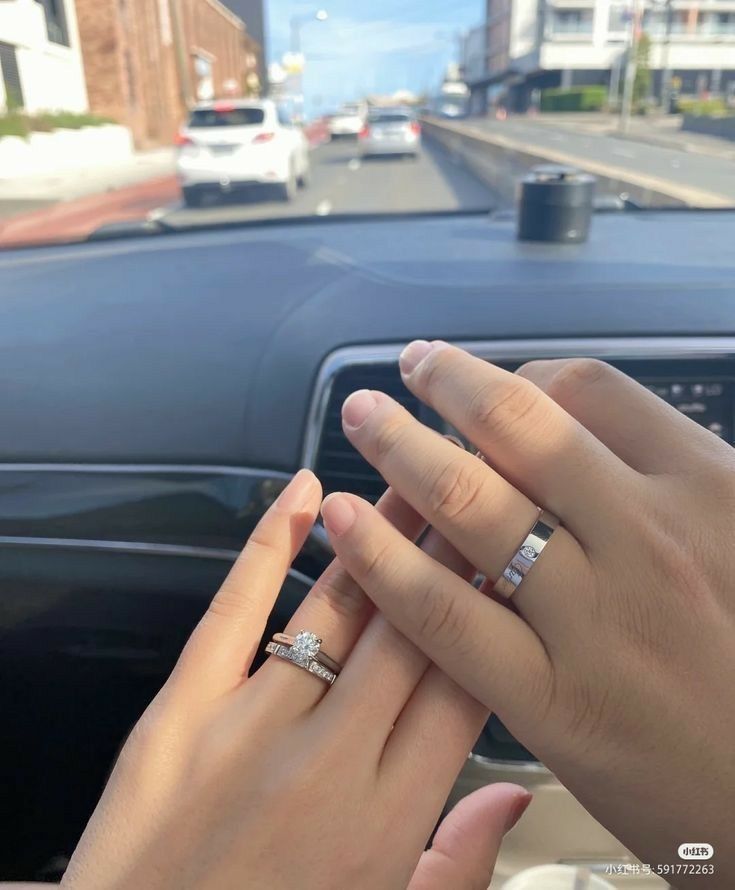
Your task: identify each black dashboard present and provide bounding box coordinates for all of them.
[1,209,734,879]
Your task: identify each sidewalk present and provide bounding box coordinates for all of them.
[531,112,735,162]
[0,148,176,219]
[0,174,179,248]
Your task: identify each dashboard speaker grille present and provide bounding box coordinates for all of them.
[313,363,420,503]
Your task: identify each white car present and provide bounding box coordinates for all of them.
[328,103,366,139]
[176,100,310,206]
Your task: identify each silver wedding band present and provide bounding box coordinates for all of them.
[265,630,342,686]
[493,509,560,599]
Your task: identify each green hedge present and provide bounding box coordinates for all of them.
[676,98,730,117]
[0,110,116,140]
[0,114,29,138]
[540,87,608,112]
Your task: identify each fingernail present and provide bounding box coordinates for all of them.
[276,469,316,511]
[399,340,432,376]
[342,390,378,430]
[505,791,533,833]
[399,340,450,377]
[321,493,357,537]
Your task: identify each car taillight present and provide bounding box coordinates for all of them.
[253,132,275,143]
[175,132,194,147]
[410,121,421,136]
[359,125,370,139]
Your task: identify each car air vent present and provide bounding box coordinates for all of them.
[313,363,420,503]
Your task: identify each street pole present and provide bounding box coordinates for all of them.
[288,11,327,123]
[659,0,673,112]
[169,0,193,111]
[619,0,640,132]
[290,19,302,54]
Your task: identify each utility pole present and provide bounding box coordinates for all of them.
[659,0,674,112]
[169,0,192,110]
[619,0,641,132]
[288,10,327,122]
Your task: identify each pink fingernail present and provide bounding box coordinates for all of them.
[505,791,533,833]
[321,493,357,536]
[399,340,433,375]
[399,340,451,377]
[342,390,378,430]
[276,469,316,511]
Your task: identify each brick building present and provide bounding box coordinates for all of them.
[75,0,261,149]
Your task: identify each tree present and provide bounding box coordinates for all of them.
[633,32,652,108]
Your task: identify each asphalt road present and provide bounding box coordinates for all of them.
[466,117,735,204]
[155,137,500,230]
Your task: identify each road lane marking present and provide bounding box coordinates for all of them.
[315,200,332,216]
[612,146,635,158]
[348,158,361,171]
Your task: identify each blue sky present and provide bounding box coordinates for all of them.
[266,0,483,114]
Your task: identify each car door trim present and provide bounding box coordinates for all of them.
[0,534,315,588]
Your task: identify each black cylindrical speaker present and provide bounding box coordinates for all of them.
[517,165,596,243]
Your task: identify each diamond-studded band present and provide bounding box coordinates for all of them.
[493,509,560,600]
[264,630,341,686]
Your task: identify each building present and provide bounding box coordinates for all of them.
[462,0,735,112]
[221,0,266,88]
[0,0,88,113]
[74,0,261,148]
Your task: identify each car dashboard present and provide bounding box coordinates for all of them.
[0,209,734,882]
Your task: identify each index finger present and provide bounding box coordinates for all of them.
[320,491,551,722]
[172,469,322,695]
[397,341,639,529]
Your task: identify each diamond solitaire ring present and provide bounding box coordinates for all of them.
[493,509,560,600]
[265,630,342,685]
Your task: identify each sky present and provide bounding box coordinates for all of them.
[266,0,484,115]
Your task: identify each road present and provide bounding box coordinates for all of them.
[152,137,499,232]
[461,117,735,206]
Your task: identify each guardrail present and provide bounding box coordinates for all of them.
[421,116,730,209]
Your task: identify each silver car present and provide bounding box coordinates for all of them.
[359,110,421,159]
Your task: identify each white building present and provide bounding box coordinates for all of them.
[462,0,735,112]
[0,0,88,113]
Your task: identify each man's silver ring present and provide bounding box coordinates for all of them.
[493,509,560,599]
[265,630,341,685]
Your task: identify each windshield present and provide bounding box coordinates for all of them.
[1,0,734,248]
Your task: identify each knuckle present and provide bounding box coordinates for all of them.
[372,416,411,463]
[466,378,542,443]
[417,346,452,394]
[361,538,396,589]
[423,458,487,522]
[242,531,281,563]
[417,581,471,653]
[308,569,368,620]
[545,358,610,404]
[206,581,250,621]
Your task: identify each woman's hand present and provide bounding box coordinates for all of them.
[321,341,735,887]
[60,468,530,890]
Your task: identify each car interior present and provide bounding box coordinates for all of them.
[1,204,733,886]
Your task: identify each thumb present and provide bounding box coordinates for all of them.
[408,783,532,890]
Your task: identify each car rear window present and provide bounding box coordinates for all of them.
[188,107,265,128]
[370,114,412,124]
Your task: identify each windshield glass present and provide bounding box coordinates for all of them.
[1,0,734,247]
[370,113,413,124]
[188,107,266,127]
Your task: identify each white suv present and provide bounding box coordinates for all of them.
[176,100,311,207]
